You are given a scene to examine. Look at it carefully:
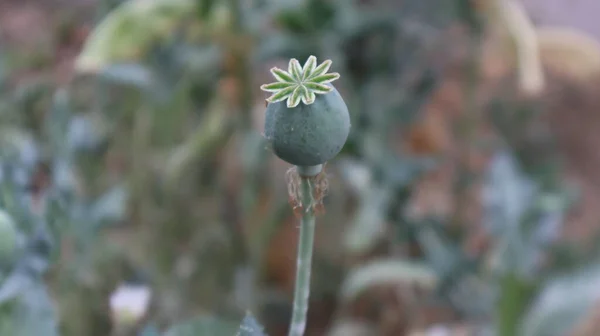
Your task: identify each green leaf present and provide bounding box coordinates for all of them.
[301,55,317,80]
[0,210,17,266]
[288,58,303,81]
[307,59,332,79]
[498,274,537,336]
[0,272,35,305]
[75,0,196,72]
[269,67,294,83]
[310,72,340,84]
[520,265,600,336]
[266,85,296,103]
[13,282,59,336]
[304,82,332,94]
[98,63,155,89]
[90,184,129,228]
[0,273,60,336]
[340,258,438,302]
[260,82,295,92]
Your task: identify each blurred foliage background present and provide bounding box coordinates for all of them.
[0,0,600,335]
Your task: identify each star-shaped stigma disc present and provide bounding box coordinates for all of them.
[260,56,341,108]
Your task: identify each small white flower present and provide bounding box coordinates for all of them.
[109,284,152,326]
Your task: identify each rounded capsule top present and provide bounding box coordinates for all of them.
[260,56,350,166]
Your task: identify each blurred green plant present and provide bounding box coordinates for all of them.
[0,0,599,335]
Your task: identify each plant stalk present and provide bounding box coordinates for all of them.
[498,273,536,336]
[288,176,316,336]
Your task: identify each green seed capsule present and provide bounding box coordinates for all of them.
[0,210,17,264]
[261,56,350,168]
[264,85,350,166]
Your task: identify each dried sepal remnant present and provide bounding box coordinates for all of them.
[285,166,329,218]
[260,56,341,108]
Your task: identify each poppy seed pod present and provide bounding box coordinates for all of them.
[261,56,350,174]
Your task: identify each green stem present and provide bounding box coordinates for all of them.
[288,176,316,336]
[497,273,536,336]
